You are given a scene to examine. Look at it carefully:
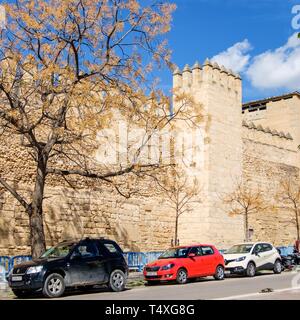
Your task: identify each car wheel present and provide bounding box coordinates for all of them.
[246,262,256,277]
[42,273,65,298]
[214,265,225,280]
[12,289,31,299]
[273,260,282,274]
[176,268,188,284]
[109,269,126,292]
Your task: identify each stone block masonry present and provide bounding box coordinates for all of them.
[0,182,177,255]
[1,59,300,255]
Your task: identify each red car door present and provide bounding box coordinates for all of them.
[199,246,216,275]
[185,246,203,277]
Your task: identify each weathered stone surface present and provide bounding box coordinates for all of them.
[1,66,300,255]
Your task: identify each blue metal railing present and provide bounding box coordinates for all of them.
[0,255,32,276]
[0,256,10,271]
[9,255,32,270]
[123,251,163,272]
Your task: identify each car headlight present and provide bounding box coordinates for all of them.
[161,263,175,270]
[235,256,246,262]
[26,266,43,274]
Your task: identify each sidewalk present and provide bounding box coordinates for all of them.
[0,282,12,299]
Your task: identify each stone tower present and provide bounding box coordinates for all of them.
[173,59,244,247]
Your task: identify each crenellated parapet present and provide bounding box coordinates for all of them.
[242,120,293,140]
[173,58,242,98]
[242,120,295,151]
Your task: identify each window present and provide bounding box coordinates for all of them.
[248,107,258,113]
[98,241,123,255]
[75,242,99,258]
[262,244,273,252]
[159,247,189,259]
[103,243,118,253]
[189,247,202,256]
[201,246,214,255]
[253,243,264,253]
[226,244,253,254]
[98,241,123,256]
[243,103,267,112]
[41,242,75,259]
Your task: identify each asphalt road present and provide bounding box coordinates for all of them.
[51,271,300,300]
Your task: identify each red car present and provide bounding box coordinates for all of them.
[143,244,225,285]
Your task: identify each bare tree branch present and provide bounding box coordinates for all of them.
[0,176,31,213]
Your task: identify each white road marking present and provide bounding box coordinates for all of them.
[214,286,300,300]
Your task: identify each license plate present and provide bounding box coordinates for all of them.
[12,276,23,281]
[146,272,157,276]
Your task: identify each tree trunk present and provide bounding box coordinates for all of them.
[295,207,300,240]
[244,211,249,242]
[29,153,48,258]
[174,210,179,246]
[29,210,46,258]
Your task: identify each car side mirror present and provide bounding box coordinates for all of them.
[188,253,196,258]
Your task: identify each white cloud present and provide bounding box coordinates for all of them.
[211,39,252,74]
[246,33,300,91]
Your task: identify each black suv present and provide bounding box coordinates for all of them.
[7,237,128,298]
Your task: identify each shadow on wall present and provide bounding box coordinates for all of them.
[0,181,145,255]
[0,185,31,254]
[43,187,141,251]
[0,188,8,242]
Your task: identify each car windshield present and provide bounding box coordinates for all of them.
[41,243,75,259]
[158,247,189,259]
[225,244,253,254]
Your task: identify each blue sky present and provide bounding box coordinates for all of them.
[2,0,299,103]
[158,0,300,102]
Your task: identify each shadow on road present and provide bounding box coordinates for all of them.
[12,285,134,299]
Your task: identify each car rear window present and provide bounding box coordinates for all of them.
[201,246,214,255]
[101,242,122,254]
[104,243,118,253]
[262,244,273,252]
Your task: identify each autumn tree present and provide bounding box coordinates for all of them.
[223,179,271,242]
[277,178,300,240]
[0,0,202,258]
